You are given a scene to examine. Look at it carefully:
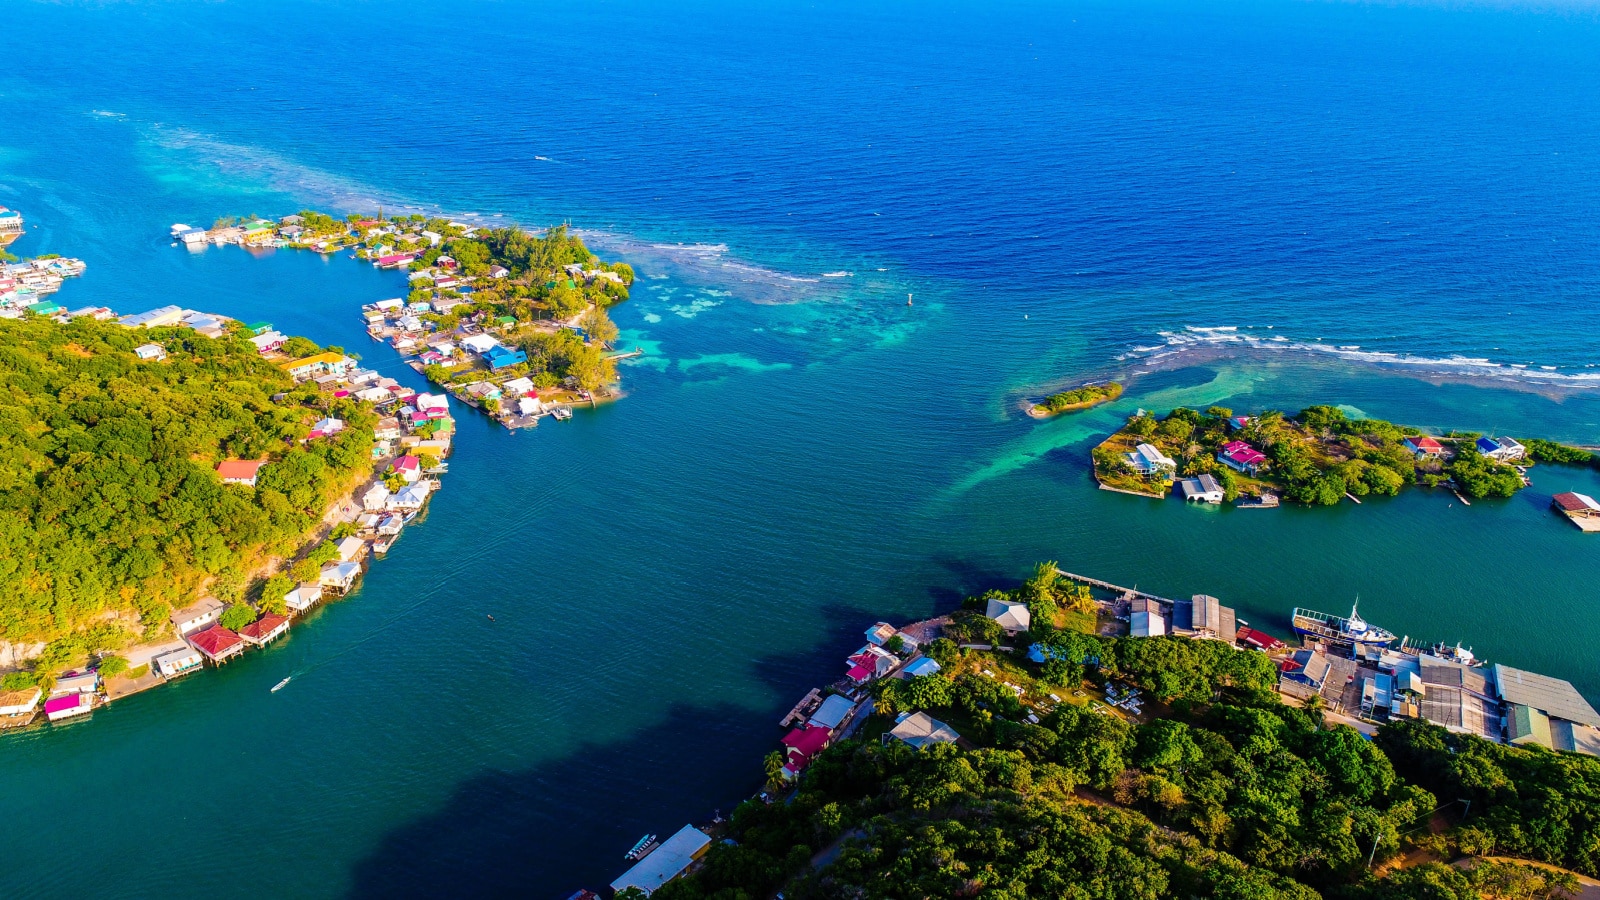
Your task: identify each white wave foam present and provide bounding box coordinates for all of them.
[1135,326,1600,386]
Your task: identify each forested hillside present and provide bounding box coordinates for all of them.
[0,316,374,656]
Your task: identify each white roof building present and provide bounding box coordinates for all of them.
[985,597,1031,633]
[888,712,961,750]
[610,825,712,896]
[808,694,856,731]
[460,334,500,355]
[1126,443,1177,475]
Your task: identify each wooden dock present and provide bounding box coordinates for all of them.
[780,688,822,728]
[1053,568,1172,605]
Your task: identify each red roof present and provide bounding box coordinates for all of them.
[391,456,420,472]
[846,663,874,683]
[189,625,243,657]
[1553,492,1600,513]
[238,614,289,641]
[1239,627,1286,650]
[216,459,268,481]
[781,725,831,763]
[1221,441,1267,466]
[1407,436,1443,452]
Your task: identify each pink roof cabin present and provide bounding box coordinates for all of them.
[376,253,415,268]
[781,725,831,776]
[391,455,421,476]
[1218,440,1267,474]
[44,693,93,722]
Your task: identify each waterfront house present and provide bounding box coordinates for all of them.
[0,687,41,718]
[902,657,942,678]
[320,561,361,594]
[517,397,542,417]
[377,514,404,536]
[1552,492,1600,531]
[864,622,898,646]
[609,825,712,897]
[188,625,244,664]
[153,646,204,678]
[500,376,535,397]
[44,693,92,722]
[362,482,391,511]
[415,392,450,415]
[1124,443,1177,477]
[1218,441,1267,475]
[1403,436,1445,459]
[887,711,961,750]
[466,382,503,403]
[249,331,286,354]
[284,583,323,615]
[389,483,432,511]
[416,439,452,459]
[390,456,422,483]
[171,598,224,636]
[808,694,856,732]
[780,724,832,777]
[237,614,290,647]
[216,458,268,487]
[1476,436,1526,462]
[335,536,366,563]
[1178,474,1224,504]
[134,343,167,361]
[120,305,185,328]
[985,596,1031,633]
[845,645,896,684]
[53,671,100,695]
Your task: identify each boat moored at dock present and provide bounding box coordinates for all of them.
[1291,603,1397,649]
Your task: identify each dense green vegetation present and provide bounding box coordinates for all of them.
[1522,438,1598,468]
[1035,381,1123,415]
[1093,405,1538,506]
[653,573,1597,900]
[0,316,374,665]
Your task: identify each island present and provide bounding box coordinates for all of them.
[0,301,456,725]
[605,564,1600,900]
[1090,404,1593,506]
[1027,380,1123,418]
[172,213,637,427]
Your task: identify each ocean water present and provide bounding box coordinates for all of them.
[3,0,1600,896]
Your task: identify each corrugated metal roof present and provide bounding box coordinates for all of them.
[1495,664,1600,727]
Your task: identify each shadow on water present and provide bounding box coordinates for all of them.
[344,604,891,899]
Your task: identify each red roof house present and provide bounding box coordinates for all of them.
[237,614,290,646]
[188,625,245,662]
[216,458,268,487]
[1218,440,1267,474]
[1404,436,1444,458]
[780,725,832,776]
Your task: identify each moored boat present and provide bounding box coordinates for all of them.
[1291,603,1396,648]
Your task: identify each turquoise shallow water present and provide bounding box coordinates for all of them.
[2,0,1600,896]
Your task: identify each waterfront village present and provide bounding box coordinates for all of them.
[598,567,1600,897]
[0,211,459,727]
[1092,404,1600,528]
[169,211,641,429]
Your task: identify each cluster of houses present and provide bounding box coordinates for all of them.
[362,297,588,430]
[0,255,88,318]
[775,620,951,781]
[0,668,101,729]
[1281,637,1600,757]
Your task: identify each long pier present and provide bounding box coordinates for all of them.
[1054,568,1173,605]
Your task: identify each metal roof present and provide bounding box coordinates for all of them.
[1494,664,1600,727]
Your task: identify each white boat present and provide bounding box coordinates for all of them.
[821,271,853,278]
[271,677,291,693]
[552,407,572,421]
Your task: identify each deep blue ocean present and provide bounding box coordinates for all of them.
[2,0,1600,896]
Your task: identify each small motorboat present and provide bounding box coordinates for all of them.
[625,834,658,861]
[271,677,291,693]
[553,407,573,421]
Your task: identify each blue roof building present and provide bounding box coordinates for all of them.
[486,347,527,370]
[1476,436,1501,455]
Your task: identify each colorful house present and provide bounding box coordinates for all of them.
[1476,436,1526,462]
[390,456,422,483]
[44,693,93,722]
[1218,440,1267,475]
[153,646,204,678]
[238,614,290,647]
[1404,436,1444,458]
[1124,443,1177,478]
[188,625,245,664]
[780,724,831,777]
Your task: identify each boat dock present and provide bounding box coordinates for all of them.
[780,688,822,727]
[1053,568,1172,605]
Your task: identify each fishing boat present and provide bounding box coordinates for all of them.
[271,677,291,693]
[1291,603,1397,649]
[1423,642,1478,666]
[624,834,658,861]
